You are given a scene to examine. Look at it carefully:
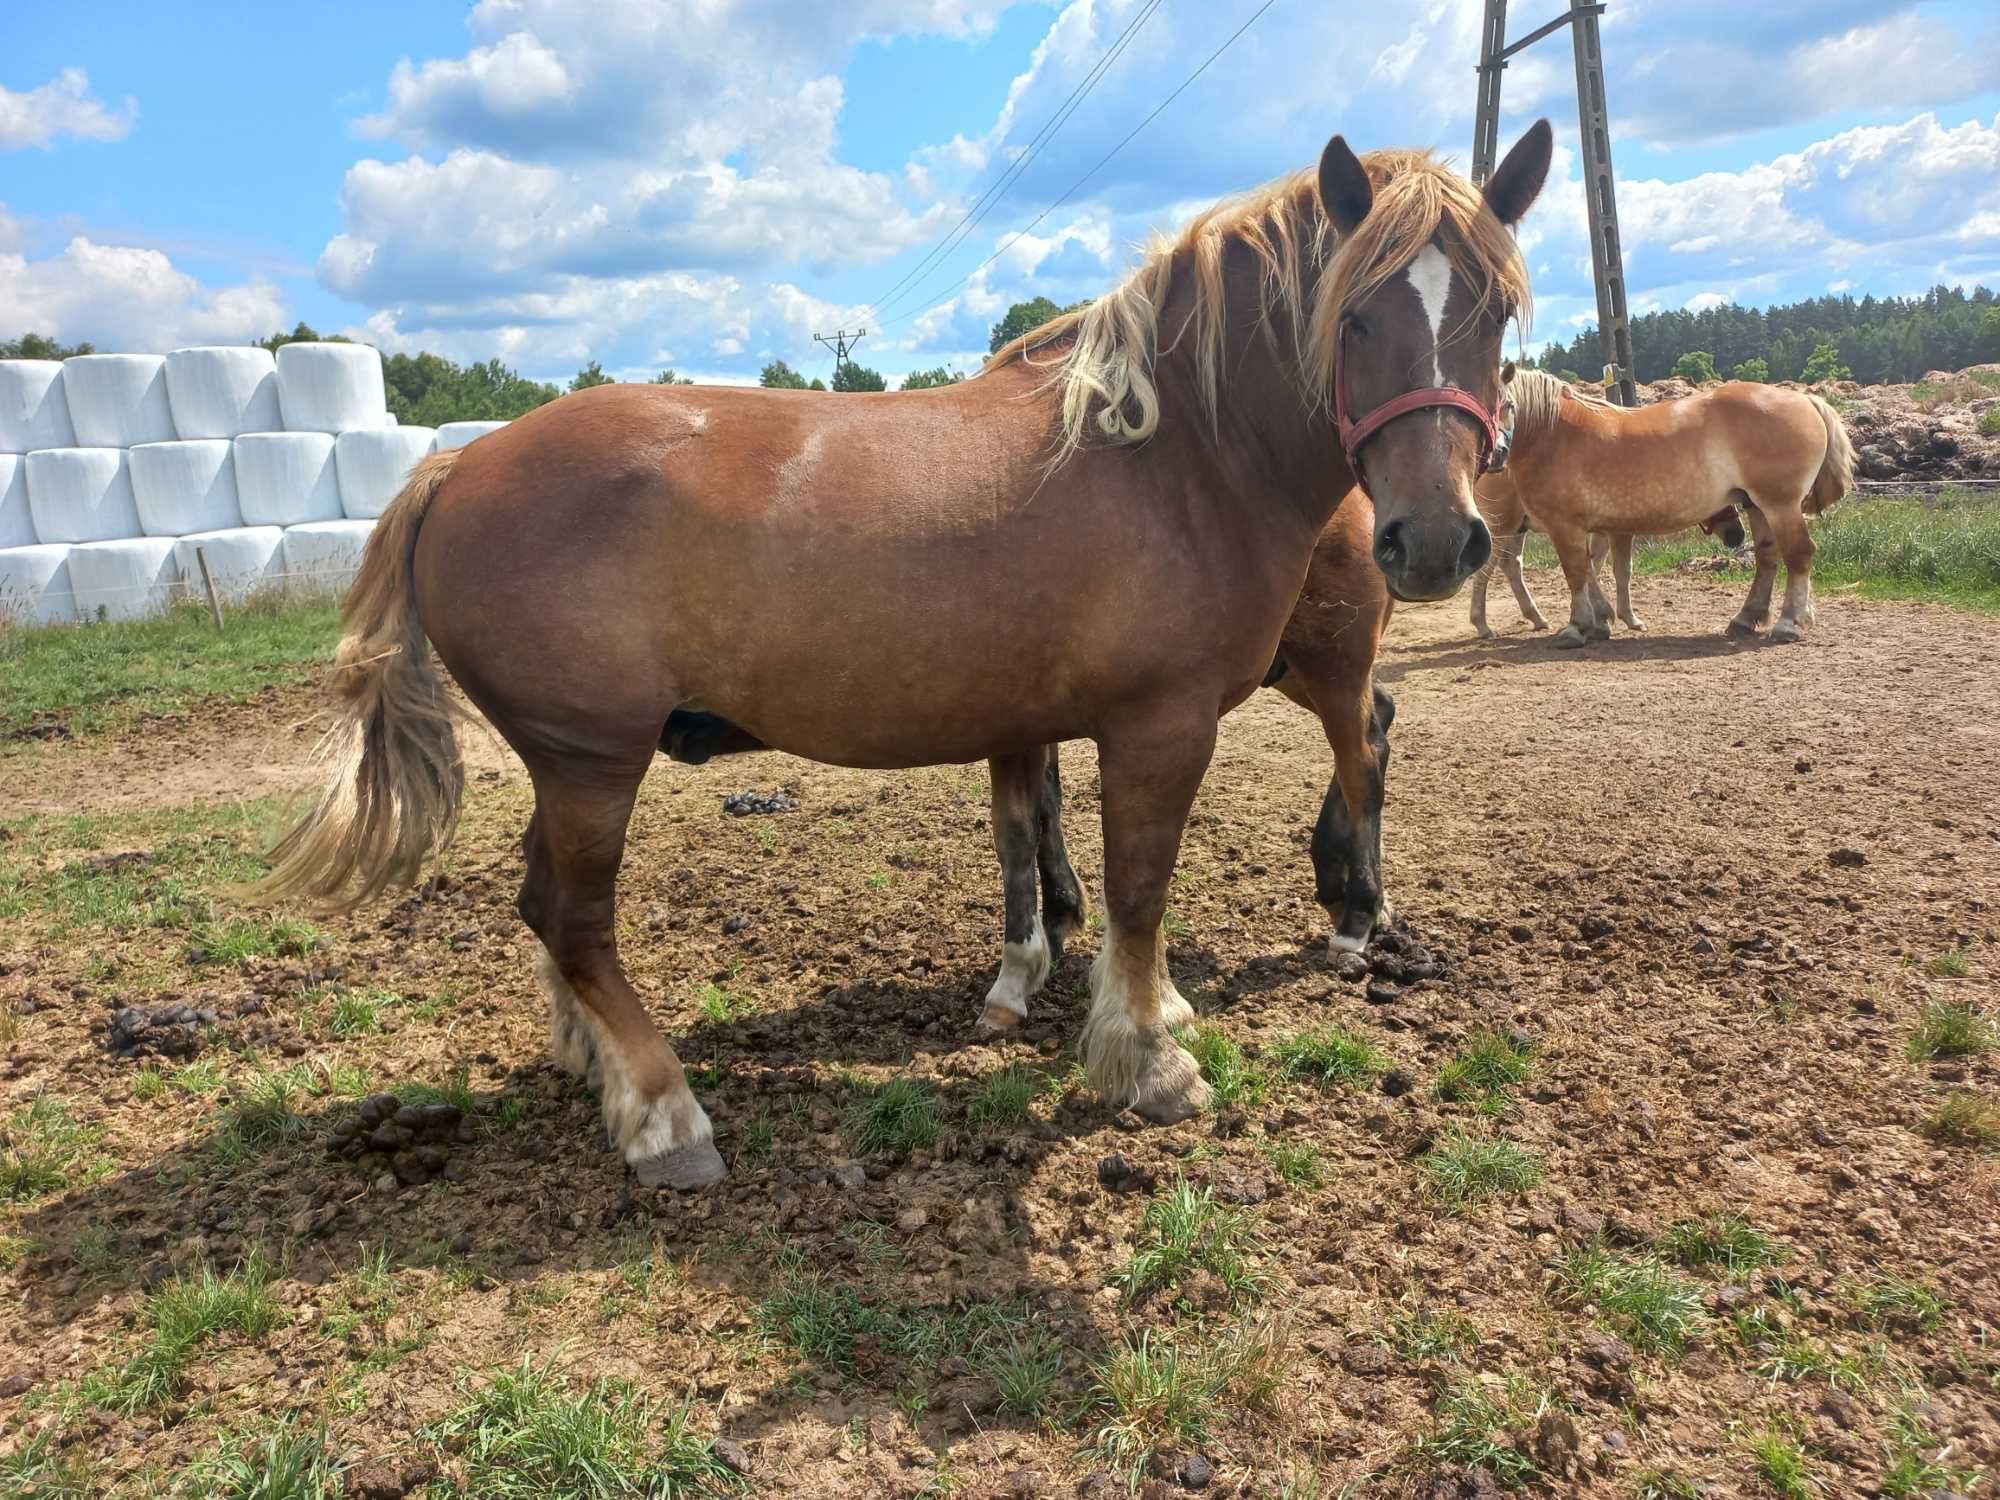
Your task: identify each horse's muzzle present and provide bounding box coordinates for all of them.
[1373,511,1493,602]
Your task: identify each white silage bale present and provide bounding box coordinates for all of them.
[163,346,281,438]
[435,420,509,450]
[335,427,436,518]
[0,360,77,451]
[60,354,178,448]
[0,543,78,625]
[172,527,285,604]
[281,518,375,597]
[275,343,389,433]
[0,455,34,549]
[232,432,343,526]
[25,448,144,543]
[129,440,244,537]
[67,537,182,622]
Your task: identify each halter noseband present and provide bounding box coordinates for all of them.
[1334,322,1513,491]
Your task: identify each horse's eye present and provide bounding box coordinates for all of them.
[1344,315,1368,340]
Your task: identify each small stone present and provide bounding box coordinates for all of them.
[712,1438,752,1476]
[1175,1454,1213,1491]
[1008,1468,1045,1497]
[895,1206,929,1233]
[1363,979,1401,1006]
[831,1162,867,1189]
[1579,914,1616,940]
[1508,923,1536,942]
[1331,951,1369,982]
[0,1372,36,1399]
[1828,847,1868,868]
[1341,1343,1393,1377]
[722,915,753,936]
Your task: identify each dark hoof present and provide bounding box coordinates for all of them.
[1725,619,1762,639]
[1552,627,1589,650]
[631,1137,726,1191]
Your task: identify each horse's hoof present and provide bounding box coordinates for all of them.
[1625,617,1648,633]
[1327,929,1368,956]
[1769,620,1804,643]
[1474,625,1495,641]
[631,1137,726,1191]
[1132,1039,1210,1124]
[1552,627,1589,650]
[1725,619,1761,639]
[1527,618,1550,632]
[976,1005,1024,1036]
[1587,622,1612,642]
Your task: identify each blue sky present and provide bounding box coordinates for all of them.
[4,0,1998,388]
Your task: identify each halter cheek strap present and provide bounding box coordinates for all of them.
[1334,325,1512,490]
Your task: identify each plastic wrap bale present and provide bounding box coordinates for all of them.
[0,543,78,625]
[0,360,77,451]
[129,440,244,537]
[435,420,509,451]
[67,537,182,622]
[275,342,389,433]
[281,518,375,598]
[335,427,437,519]
[0,454,34,549]
[172,526,284,605]
[25,448,144,543]
[232,432,343,526]
[60,354,178,448]
[163,346,281,438]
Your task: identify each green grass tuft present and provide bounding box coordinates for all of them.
[1411,1375,1551,1488]
[84,1256,282,1412]
[1181,1021,1266,1109]
[1925,947,1972,978]
[1384,1301,1480,1364]
[1550,1242,1709,1355]
[1919,1089,2000,1147]
[1422,1130,1544,1207]
[1851,1274,1947,1333]
[1084,1319,1289,1480]
[990,1332,1065,1420]
[1259,1138,1324,1189]
[1112,1178,1269,1307]
[1748,1423,1817,1498]
[1,1095,107,1203]
[1657,1213,1788,1274]
[967,1065,1040,1132]
[190,914,323,968]
[1270,1025,1385,1088]
[843,1075,941,1155]
[1908,999,1994,1059]
[181,1418,349,1499]
[1435,1027,1535,1111]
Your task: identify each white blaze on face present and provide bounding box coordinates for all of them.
[1405,244,1455,387]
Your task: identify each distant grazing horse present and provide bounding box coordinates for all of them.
[1489,368,1853,647]
[261,123,1552,1189]
[1469,475,1746,638]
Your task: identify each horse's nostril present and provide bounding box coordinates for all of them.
[1374,519,1408,569]
[1459,517,1493,577]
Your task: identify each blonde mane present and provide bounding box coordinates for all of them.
[1505,366,1611,441]
[985,149,1532,462]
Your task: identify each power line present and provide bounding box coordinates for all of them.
[879,0,1280,337]
[867,0,1165,323]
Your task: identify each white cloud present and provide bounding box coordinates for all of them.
[0,220,286,350]
[0,68,135,151]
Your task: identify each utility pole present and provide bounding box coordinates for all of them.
[1472,0,1637,408]
[813,327,867,381]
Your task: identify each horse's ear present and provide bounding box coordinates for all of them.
[1317,135,1372,236]
[1501,359,1518,383]
[1484,118,1553,227]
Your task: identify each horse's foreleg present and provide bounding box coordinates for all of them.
[1585,534,1616,628]
[1611,535,1644,631]
[1312,682,1395,953]
[981,746,1053,1031]
[1035,745,1089,961]
[1547,525,1606,649]
[1492,523,1548,633]
[1728,502,1780,637]
[1080,712,1216,1123]
[1767,503,1818,643]
[521,761,723,1190]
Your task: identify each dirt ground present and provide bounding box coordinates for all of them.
[3,573,1997,1497]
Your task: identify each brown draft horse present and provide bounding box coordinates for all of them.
[262,124,1551,1189]
[1485,368,1855,647]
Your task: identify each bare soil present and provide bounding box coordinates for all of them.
[3,575,1998,1497]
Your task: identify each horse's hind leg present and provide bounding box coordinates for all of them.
[525,808,600,1087]
[1548,524,1608,648]
[1502,528,1549,631]
[520,760,723,1190]
[1728,502,1780,637]
[980,746,1053,1031]
[1766,502,1817,642]
[1036,745,1089,961]
[1610,535,1644,631]
[1585,534,1616,629]
[1080,713,1215,1123]
[1311,682,1395,953]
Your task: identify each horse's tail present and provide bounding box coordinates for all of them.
[1804,393,1855,515]
[258,448,466,910]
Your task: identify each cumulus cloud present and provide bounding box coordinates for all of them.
[0,68,135,151]
[0,220,286,350]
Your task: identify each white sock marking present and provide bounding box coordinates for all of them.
[1405,244,1455,386]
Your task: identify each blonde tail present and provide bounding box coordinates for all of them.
[1805,393,1855,515]
[259,449,466,909]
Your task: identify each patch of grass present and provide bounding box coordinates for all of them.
[1920,1089,2000,1147]
[1925,947,1972,978]
[1383,1301,1480,1364]
[1741,1315,1879,1393]
[213,1067,309,1165]
[1851,1274,1947,1333]
[190,913,324,968]
[1981,406,2000,437]
[0,595,341,739]
[693,982,750,1024]
[84,1256,282,1412]
[754,1258,1027,1376]
[739,1116,776,1161]
[1748,1422,1817,1498]
[1434,1027,1535,1111]
[131,1066,168,1102]
[181,1418,349,1499]
[1112,1178,1270,1307]
[172,1058,227,1095]
[1181,1020,1266,1109]
[0,1423,99,1498]
[1260,1138,1324,1189]
[1084,1319,1289,1480]
[1,1095,107,1203]
[1880,1408,1978,1497]
[424,1354,745,1499]
[1551,1242,1709,1356]
[991,1331,1065,1419]
[0,1000,17,1047]
[1657,1213,1788,1274]
[1411,1375,1551,1488]
[1270,1025,1385,1088]
[393,1067,477,1115]
[844,1075,941,1155]
[328,988,389,1035]
[1422,1130,1544,1208]
[1634,1471,1704,1500]
[968,1065,1040,1132]
[1908,999,1994,1059]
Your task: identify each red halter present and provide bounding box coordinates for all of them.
[1334,323,1513,491]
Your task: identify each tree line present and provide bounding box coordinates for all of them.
[1533,284,2000,386]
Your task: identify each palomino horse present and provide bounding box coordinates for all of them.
[1469,480,1746,638]
[262,124,1551,1189]
[1491,368,1854,647]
